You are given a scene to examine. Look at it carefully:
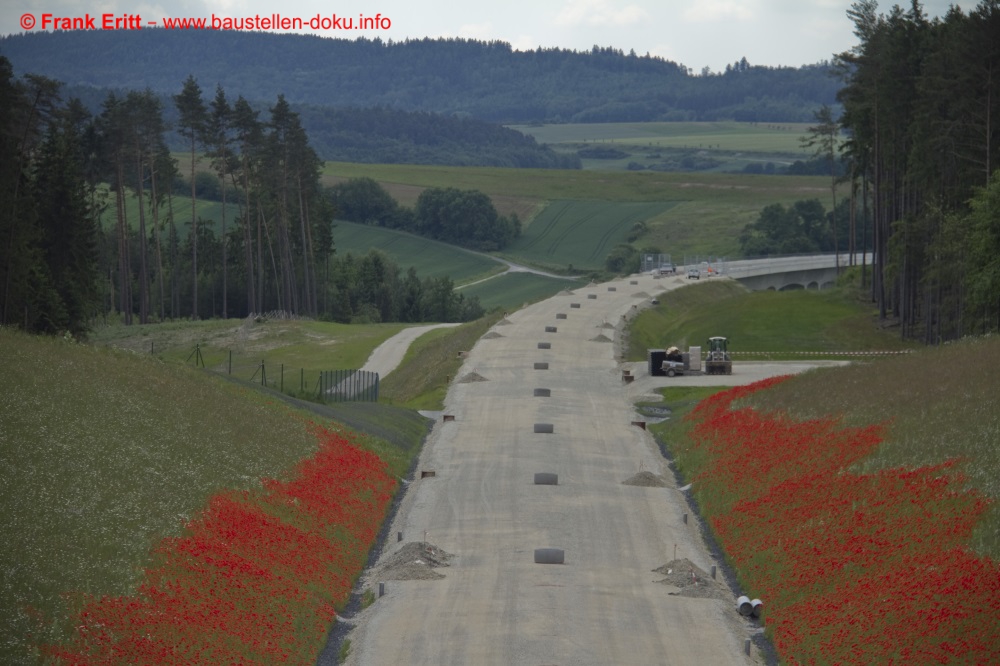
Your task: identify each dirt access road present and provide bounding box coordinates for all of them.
[344,274,771,666]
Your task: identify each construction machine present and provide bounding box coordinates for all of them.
[705,336,732,375]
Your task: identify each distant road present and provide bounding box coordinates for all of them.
[360,323,462,379]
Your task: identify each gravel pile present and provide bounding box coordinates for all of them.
[496,318,513,326]
[622,471,667,487]
[458,372,489,383]
[653,558,727,599]
[590,334,613,343]
[632,291,651,298]
[376,542,454,581]
[482,331,504,339]
[599,322,616,329]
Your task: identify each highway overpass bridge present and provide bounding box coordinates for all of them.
[702,254,873,291]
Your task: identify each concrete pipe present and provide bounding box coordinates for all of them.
[588,294,598,299]
[570,303,581,309]
[751,599,763,618]
[534,362,549,370]
[534,423,554,433]
[556,313,567,319]
[534,472,558,485]
[533,388,551,397]
[545,326,557,333]
[737,595,753,616]
[537,342,551,349]
[534,548,565,564]
[630,280,639,285]
[608,286,617,291]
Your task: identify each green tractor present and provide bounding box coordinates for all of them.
[705,336,732,375]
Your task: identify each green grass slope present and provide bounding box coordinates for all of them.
[332,220,503,284]
[627,278,915,361]
[506,199,679,270]
[459,272,577,310]
[0,326,429,662]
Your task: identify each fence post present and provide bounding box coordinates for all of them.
[260,361,266,386]
[300,368,304,392]
[228,350,232,375]
[280,364,284,393]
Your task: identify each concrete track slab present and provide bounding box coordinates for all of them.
[345,274,765,666]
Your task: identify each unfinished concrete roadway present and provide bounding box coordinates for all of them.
[346,273,767,666]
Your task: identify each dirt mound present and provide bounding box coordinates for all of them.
[590,334,612,343]
[482,331,504,339]
[458,372,489,383]
[561,289,575,295]
[377,542,454,581]
[632,291,650,298]
[598,322,616,329]
[653,558,726,599]
[623,471,667,487]
[496,318,513,326]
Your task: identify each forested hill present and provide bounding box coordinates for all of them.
[1,30,840,123]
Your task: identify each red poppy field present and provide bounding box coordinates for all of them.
[40,424,396,665]
[684,377,1000,664]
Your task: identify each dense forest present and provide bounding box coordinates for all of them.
[0,59,483,335]
[0,31,840,124]
[836,0,1000,342]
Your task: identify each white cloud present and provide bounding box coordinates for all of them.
[681,0,756,23]
[555,0,648,27]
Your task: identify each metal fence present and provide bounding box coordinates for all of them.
[184,344,379,404]
[318,369,380,403]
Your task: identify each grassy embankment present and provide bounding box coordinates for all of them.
[0,325,429,664]
[640,278,1000,558]
[627,276,915,361]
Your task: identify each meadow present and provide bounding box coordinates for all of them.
[458,271,577,310]
[508,121,816,173]
[627,276,914,360]
[508,121,815,153]
[331,221,503,284]
[504,199,679,270]
[0,326,429,663]
[322,162,832,261]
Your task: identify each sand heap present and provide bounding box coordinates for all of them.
[482,331,504,339]
[653,558,727,599]
[458,372,489,383]
[622,471,667,487]
[377,542,454,581]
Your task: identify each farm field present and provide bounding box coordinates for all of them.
[322,163,832,260]
[331,221,503,285]
[509,121,815,153]
[509,121,815,173]
[506,199,679,270]
[458,271,576,310]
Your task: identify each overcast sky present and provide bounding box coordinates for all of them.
[5,0,960,72]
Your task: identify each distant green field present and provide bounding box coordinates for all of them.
[321,163,834,260]
[98,189,234,238]
[459,272,577,310]
[509,121,815,153]
[332,221,503,284]
[506,199,679,270]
